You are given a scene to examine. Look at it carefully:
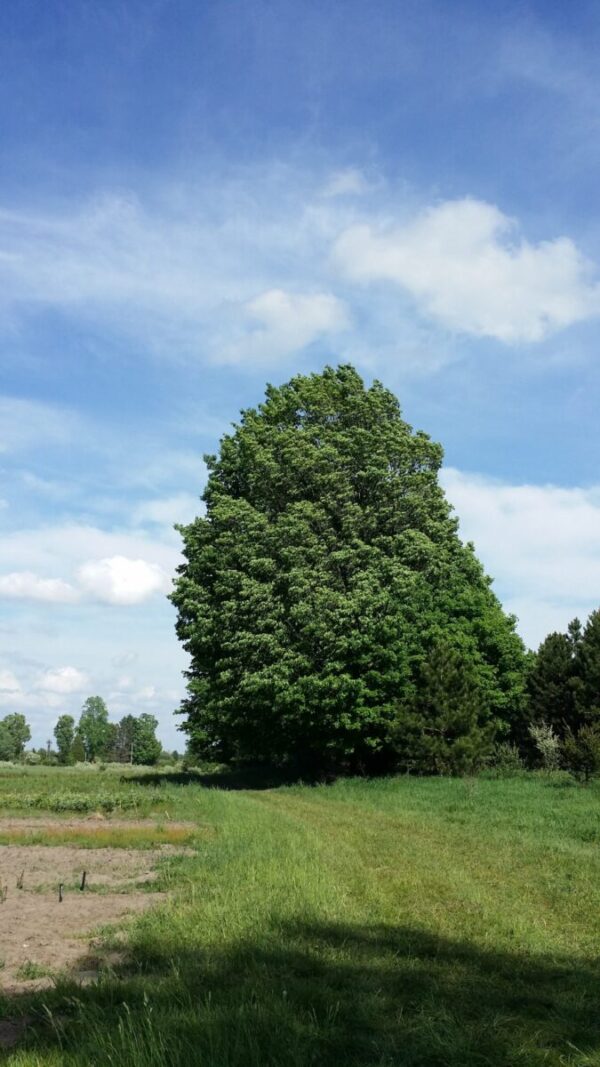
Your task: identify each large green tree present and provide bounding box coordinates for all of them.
[172,365,527,773]
[0,713,31,759]
[54,714,75,764]
[78,696,112,761]
[133,713,162,765]
[114,714,161,765]
[0,721,16,761]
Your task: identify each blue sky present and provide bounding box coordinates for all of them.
[1,0,599,747]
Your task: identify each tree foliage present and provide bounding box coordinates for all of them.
[392,634,496,775]
[527,625,580,737]
[113,713,162,765]
[172,365,526,773]
[133,713,162,765]
[77,696,111,761]
[0,721,15,761]
[577,610,600,725]
[527,610,600,742]
[0,713,31,758]
[71,732,86,763]
[54,714,75,764]
[562,724,600,784]
[528,721,561,771]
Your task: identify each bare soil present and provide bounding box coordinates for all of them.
[0,842,180,994]
[0,815,196,831]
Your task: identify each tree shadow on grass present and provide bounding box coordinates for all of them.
[124,765,318,790]
[4,920,600,1066]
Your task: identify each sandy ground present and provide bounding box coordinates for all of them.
[0,841,181,994]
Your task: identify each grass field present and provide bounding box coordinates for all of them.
[1,766,599,1065]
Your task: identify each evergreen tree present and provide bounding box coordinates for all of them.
[393,634,495,774]
[562,723,600,784]
[54,714,75,764]
[527,630,579,736]
[527,610,600,742]
[172,365,527,773]
[577,609,600,724]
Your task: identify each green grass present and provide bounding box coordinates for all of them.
[14,963,55,983]
[0,824,200,849]
[1,767,600,1065]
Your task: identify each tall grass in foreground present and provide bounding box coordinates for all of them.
[2,770,600,1066]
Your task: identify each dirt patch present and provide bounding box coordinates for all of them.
[0,816,197,832]
[0,844,179,994]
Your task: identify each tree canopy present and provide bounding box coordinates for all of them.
[1,713,31,757]
[77,696,111,761]
[112,713,162,764]
[54,714,75,764]
[172,365,527,773]
[527,610,600,739]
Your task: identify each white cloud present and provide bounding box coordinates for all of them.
[4,179,594,363]
[77,555,170,605]
[334,198,600,342]
[321,168,373,198]
[220,288,350,365]
[0,669,21,693]
[0,522,178,582]
[441,467,600,646]
[0,524,179,607]
[133,493,201,527]
[0,571,77,603]
[35,666,89,694]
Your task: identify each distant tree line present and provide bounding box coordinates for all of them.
[53,697,163,765]
[0,698,169,766]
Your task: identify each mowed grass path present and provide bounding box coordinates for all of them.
[3,771,600,1066]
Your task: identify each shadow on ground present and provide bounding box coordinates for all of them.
[3,920,599,1065]
[123,765,323,790]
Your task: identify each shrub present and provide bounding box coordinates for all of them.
[482,742,525,777]
[528,722,561,771]
[562,723,600,784]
